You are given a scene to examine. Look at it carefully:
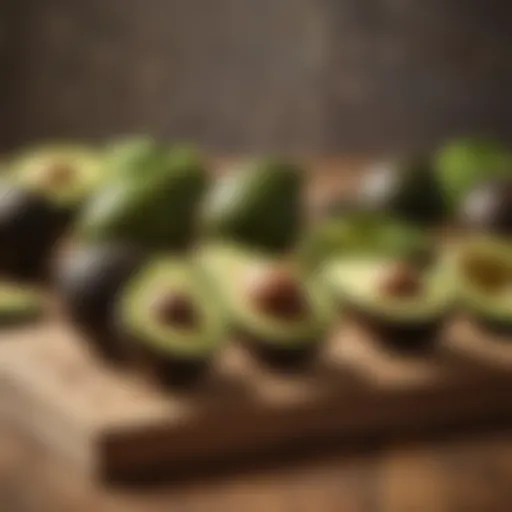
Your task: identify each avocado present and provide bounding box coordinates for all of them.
[10,144,103,212]
[451,238,512,333]
[0,184,66,279]
[201,158,304,252]
[78,146,209,250]
[115,257,228,386]
[458,177,512,236]
[435,137,512,211]
[323,256,453,351]
[56,243,145,360]
[199,243,334,369]
[359,154,447,227]
[0,281,45,325]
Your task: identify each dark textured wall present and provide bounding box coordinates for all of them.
[2,0,512,153]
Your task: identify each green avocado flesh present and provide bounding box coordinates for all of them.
[11,145,102,208]
[117,258,227,358]
[198,244,335,346]
[0,283,44,324]
[322,258,453,323]
[450,239,512,324]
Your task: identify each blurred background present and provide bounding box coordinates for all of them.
[1,0,511,155]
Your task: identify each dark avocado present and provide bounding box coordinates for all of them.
[458,178,512,236]
[56,243,145,360]
[199,244,334,369]
[452,239,512,333]
[115,257,228,387]
[0,184,66,279]
[359,154,447,227]
[0,281,45,326]
[201,159,304,253]
[11,144,103,214]
[323,257,453,352]
[79,146,209,250]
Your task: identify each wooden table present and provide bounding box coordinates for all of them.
[3,418,512,512]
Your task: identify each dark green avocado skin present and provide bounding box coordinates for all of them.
[239,330,321,371]
[351,308,447,353]
[0,184,68,280]
[360,155,447,227]
[56,243,144,361]
[471,315,512,337]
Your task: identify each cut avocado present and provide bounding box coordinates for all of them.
[115,257,228,386]
[359,154,447,227]
[0,282,44,325]
[202,159,304,252]
[450,238,512,333]
[323,256,453,350]
[198,243,334,368]
[78,146,209,249]
[10,144,103,210]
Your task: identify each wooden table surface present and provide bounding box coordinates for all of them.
[3,418,512,512]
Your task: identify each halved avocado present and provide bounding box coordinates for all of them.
[323,257,453,351]
[198,243,335,369]
[0,184,65,279]
[0,281,45,325]
[10,144,103,212]
[56,243,145,360]
[450,238,512,333]
[115,257,228,386]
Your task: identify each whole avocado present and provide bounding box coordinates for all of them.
[202,158,304,252]
[78,146,209,249]
[435,137,512,211]
[359,154,446,227]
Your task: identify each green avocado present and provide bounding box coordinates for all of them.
[450,238,512,332]
[359,154,447,226]
[115,256,228,386]
[201,159,305,252]
[0,282,45,325]
[322,256,453,350]
[78,146,209,249]
[10,144,103,210]
[435,137,512,211]
[198,243,335,368]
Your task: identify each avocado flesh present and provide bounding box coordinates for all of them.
[451,239,512,327]
[118,257,227,360]
[11,145,102,209]
[323,257,453,324]
[198,243,334,349]
[0,282,44,324]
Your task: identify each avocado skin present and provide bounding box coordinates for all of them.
[360,155,447,227]
[351,308,447,353]
[56,243,144,361]
[123,337,213,388]
[239,330,320,370]
[471,315,512,336]
[0,184,68,280]
[202,159,304,252]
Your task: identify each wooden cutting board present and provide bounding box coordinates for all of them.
[2,313,512,480]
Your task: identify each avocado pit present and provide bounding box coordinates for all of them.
[44,162,76,188]
[245,265,308,320]
[151,291,198,329]
[378,261,424,299]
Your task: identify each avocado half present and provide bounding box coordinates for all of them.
[450,238,512,333]
[198,243,335,369]
[10,144,103,212]
[323,257,453,351]
[0,281,45,326]
[115,257,228,386]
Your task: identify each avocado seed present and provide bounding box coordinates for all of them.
[245,265,307,319]
[459,251,510,293]
[152,292,197,329]
[44,162,75,188]
[379,261,423,298]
